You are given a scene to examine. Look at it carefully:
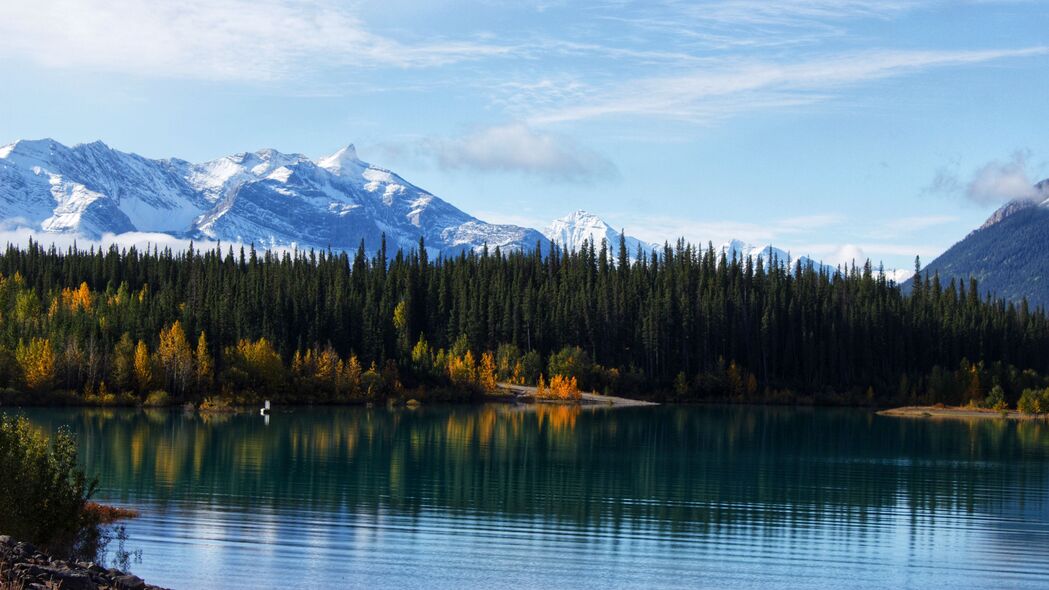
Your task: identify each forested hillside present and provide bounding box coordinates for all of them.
[0,236,1046,407]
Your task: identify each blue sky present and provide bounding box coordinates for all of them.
[1,0,1047,272]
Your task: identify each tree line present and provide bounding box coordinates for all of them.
[0,236,1046,407]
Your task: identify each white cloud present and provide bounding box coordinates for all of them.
[0,0,510,81]
[526,47,1047,124]
[418,124,617,182]
[927,151,1042,205]
[966,153,1040,205]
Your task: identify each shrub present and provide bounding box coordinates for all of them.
[535,373,581,401]
[142,390,171,407]
[548,346,592,387]
[0,415,96,553]
[199,395,233,412]
[984,385,1006,410]
[1017,388,1049,414]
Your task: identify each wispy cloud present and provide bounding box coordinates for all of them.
[868,214,960,238]
[621,213,844,248]
[601,0,924,50]
[927,150,1043,205]
[0,0,511,81]
[526,47,1047,124]
[413,124,618,182]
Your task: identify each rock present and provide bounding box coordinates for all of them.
[114,574,146,590]
[0,536,162,590]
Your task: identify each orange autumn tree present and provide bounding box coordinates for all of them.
[548,374,581,401]
[478,352,498,392]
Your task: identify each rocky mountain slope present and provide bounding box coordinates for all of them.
[914,179,1049,305]
[0,138,548,256]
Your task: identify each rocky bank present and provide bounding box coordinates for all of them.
[0,535,166,590]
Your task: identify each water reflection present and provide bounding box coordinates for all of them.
[18,405,1049,590]
[21,406,1049,525]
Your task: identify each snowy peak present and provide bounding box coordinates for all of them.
[317,144,362,175]
[544,210,654,255]
[0,137,548,256]
[717,240,832,273]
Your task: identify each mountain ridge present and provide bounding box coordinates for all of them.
[0,138,549,256]
[1,138,855,276]
[914,178,1049,306]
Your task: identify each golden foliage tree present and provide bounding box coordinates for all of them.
[195,331,214,393]
[478,351,498,392]
[447,350,476,388]
[16,337,55,392]
[133,340,153,392]
[157,321,193,396]
[110,333,135,392]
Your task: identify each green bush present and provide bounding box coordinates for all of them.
[142,390,171,407]
[1017,388,1049,414]
[984,385,1006,410]
[548,346,593,387]
[0,415,96,552]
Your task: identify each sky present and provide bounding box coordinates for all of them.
[1,0,1047,273]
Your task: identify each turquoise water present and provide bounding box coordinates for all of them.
[21,405,1049,589]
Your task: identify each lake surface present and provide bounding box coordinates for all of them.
[19,404,1049,589]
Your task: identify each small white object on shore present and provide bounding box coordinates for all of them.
[260,400,271,415]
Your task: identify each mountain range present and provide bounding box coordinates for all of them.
[916,178,1049,306]
[0,138,548,256]
[0,138,839,274]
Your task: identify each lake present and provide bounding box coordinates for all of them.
[19,404,1049,589]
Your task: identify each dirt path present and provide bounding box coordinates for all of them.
[497,382,658,407]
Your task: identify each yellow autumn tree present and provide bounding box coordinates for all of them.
[157,321,193,396]
[110,332,136,392]
[133,340,153,392]
[60,282,92,312]
[447,350,476,388]
[535,374,547,398]
[340,354,363,399]
[195,331,213,393]
[478,351,498,392]
[315,346,340,392]
[16,337,55,392]
[226,338,284,396]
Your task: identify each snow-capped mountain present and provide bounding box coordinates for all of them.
[0,138,548,256]
[915,178,1049,305]
[717,239,835,273]
[543,210,656,255]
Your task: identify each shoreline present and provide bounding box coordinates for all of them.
[495,383,659,408]
[0,535,166,590]
[877,405,1044,420]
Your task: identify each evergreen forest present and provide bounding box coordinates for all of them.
[0,236,1046,408]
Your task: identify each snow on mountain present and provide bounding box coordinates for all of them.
[716,239,835,274]
[543,210,656,256]
[0,138,207,237]
[0,138,548,256]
